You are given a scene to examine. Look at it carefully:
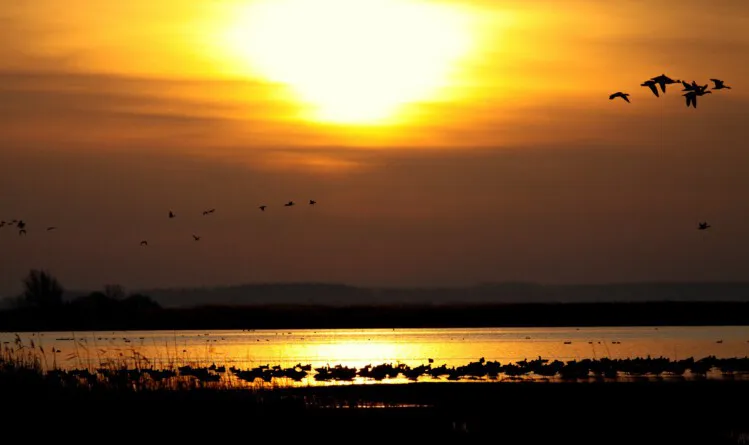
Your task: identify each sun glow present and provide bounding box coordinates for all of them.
[224,0,474,124]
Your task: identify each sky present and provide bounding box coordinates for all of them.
[1,0,749,295]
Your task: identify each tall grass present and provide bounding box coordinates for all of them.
[3,334,749,397]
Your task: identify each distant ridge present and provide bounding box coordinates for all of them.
[91,282,749,308]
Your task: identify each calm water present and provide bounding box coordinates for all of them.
[3,326,748,372]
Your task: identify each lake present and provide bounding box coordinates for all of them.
[3,326,748,373]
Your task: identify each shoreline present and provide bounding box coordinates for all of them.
[2,301,749,331]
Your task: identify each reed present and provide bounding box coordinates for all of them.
[3,334,749,398]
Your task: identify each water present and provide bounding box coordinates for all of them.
[3,326,748,372]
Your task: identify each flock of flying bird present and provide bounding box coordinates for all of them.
[609,72,733,232]
[1,200,319,246]
[0,73,733,243]
[609,74,731,108]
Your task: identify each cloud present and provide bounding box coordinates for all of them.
[1,0,749,293]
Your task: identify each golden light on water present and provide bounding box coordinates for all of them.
[223,0,475,125]
[12,327,749,378]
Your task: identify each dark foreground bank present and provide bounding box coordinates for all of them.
[5,379,749,443]
[2,301,749,331]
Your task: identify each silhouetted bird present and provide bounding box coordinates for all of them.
[259,205,267,211]
[698,222,711,230]
[202,208,216,215]
[682,80,708,94]
[16,220,26,229]
[0,221,5,228]
[140,240,148,246]
[18,229,26,236]
[710,79,731,90]
[46,227,56,231]
[683,90,711,108]
[193,235,201,241]
[684,92,697,108]
[641,80,660,97]
[650,74,680,93]
[309,200,317,205]
[609,92,630,103]
[284,201,295,207]
[169,211,175,219]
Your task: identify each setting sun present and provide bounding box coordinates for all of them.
[224,0,474,124]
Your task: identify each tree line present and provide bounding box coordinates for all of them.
[2,269,160,315]
[2,270,749,331]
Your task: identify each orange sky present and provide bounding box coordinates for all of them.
[1,0,748,294]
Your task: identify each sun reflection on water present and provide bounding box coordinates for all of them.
[5,326,748,376]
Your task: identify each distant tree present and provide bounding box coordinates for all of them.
[72,291,117,308]
[103,284,126,301]
[22,269,64,308]
[122,294,161,311]
[0,296,17,310]
[8,295,25,309]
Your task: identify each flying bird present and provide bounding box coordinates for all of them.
[309,200,317,205]
[684,92,697,108]
[284,201,295,207]
[698,222,711,230]
[683,90,711,108]
[0,221,5,228]
[650,74,680,93]
[169,211,175,219]
[140,240,148,246]
[16,220,26,229]
[682,81,708,94]
[259,205,267,211]
[46,227,56,231]
[193,235,201,241]
[18,229,26,236]
[710,79,731,90]
[202,208,216,216]
[641,80,660,97]
[609,92,630,103]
